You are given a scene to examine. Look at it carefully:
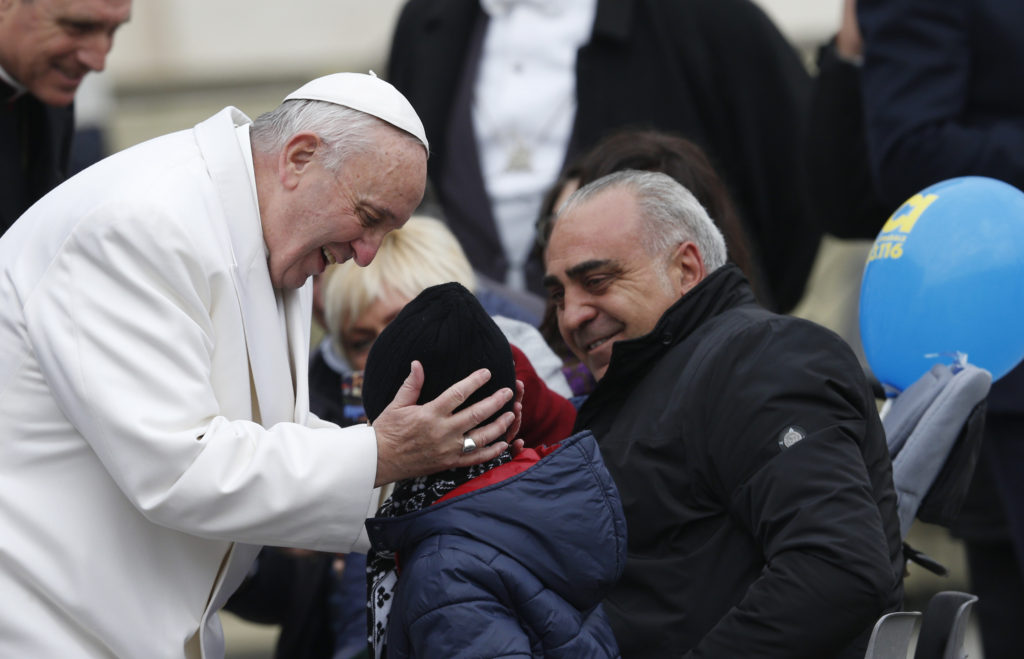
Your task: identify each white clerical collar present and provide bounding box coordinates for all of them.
[0,64,26,100]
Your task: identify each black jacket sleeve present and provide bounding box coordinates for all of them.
[688,319,902,658]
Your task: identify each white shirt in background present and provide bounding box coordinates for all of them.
[474,0,597,290]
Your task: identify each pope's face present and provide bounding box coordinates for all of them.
[543,187,683,381]
[266,128,427,290]
[0,0,131,107]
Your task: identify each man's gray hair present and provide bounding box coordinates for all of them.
[557,169,728,271]
[249,99,423,173]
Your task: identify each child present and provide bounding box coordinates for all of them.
[362,282,625,658]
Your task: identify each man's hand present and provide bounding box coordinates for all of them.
[836,0,863,62]
[371,361,515,487]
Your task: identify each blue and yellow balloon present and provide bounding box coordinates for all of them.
[860,176,1024,394]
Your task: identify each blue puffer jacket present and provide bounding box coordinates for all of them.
[365,431,626,658]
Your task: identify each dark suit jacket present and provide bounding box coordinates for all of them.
[388,0,819,312]
[859,0,1024,211]
[0,80,74,235]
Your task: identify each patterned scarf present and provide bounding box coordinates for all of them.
[366,451,511,658]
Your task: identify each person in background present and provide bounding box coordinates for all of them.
[854,1,1024,655]
[386,0,817,313]
[225,547,370,659]
[544,170,903,657]
[792,0,891,375]
[803,0,891,242]
[362,282,625,658]
[0,0,132,234]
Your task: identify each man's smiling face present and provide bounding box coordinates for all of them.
[0,0,131,107]
[543,186,682,381]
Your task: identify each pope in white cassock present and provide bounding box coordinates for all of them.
[0,73,517,658]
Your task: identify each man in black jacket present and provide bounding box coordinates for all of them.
[0,0,131,235]
[542,169,904,658]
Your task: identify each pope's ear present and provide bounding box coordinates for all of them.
[672,241,707,296]
[279,132,321,189]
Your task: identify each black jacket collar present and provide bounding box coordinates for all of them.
[643,263,757,352]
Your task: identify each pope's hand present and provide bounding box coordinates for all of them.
[371,361,515,487]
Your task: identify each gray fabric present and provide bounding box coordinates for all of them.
[883,363,992,538]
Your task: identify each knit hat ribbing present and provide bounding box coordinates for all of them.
[362,283,516,428]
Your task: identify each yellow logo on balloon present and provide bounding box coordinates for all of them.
[868,192,939,262]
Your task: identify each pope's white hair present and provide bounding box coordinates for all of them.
[250,99,422,173]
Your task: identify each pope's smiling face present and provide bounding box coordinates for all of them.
[543,186,683,381]
[264,126,426,291]
[0,0,131,107]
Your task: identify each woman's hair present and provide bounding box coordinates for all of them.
[322,216,476,351]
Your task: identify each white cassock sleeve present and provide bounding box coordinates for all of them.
[24,201,379,552]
